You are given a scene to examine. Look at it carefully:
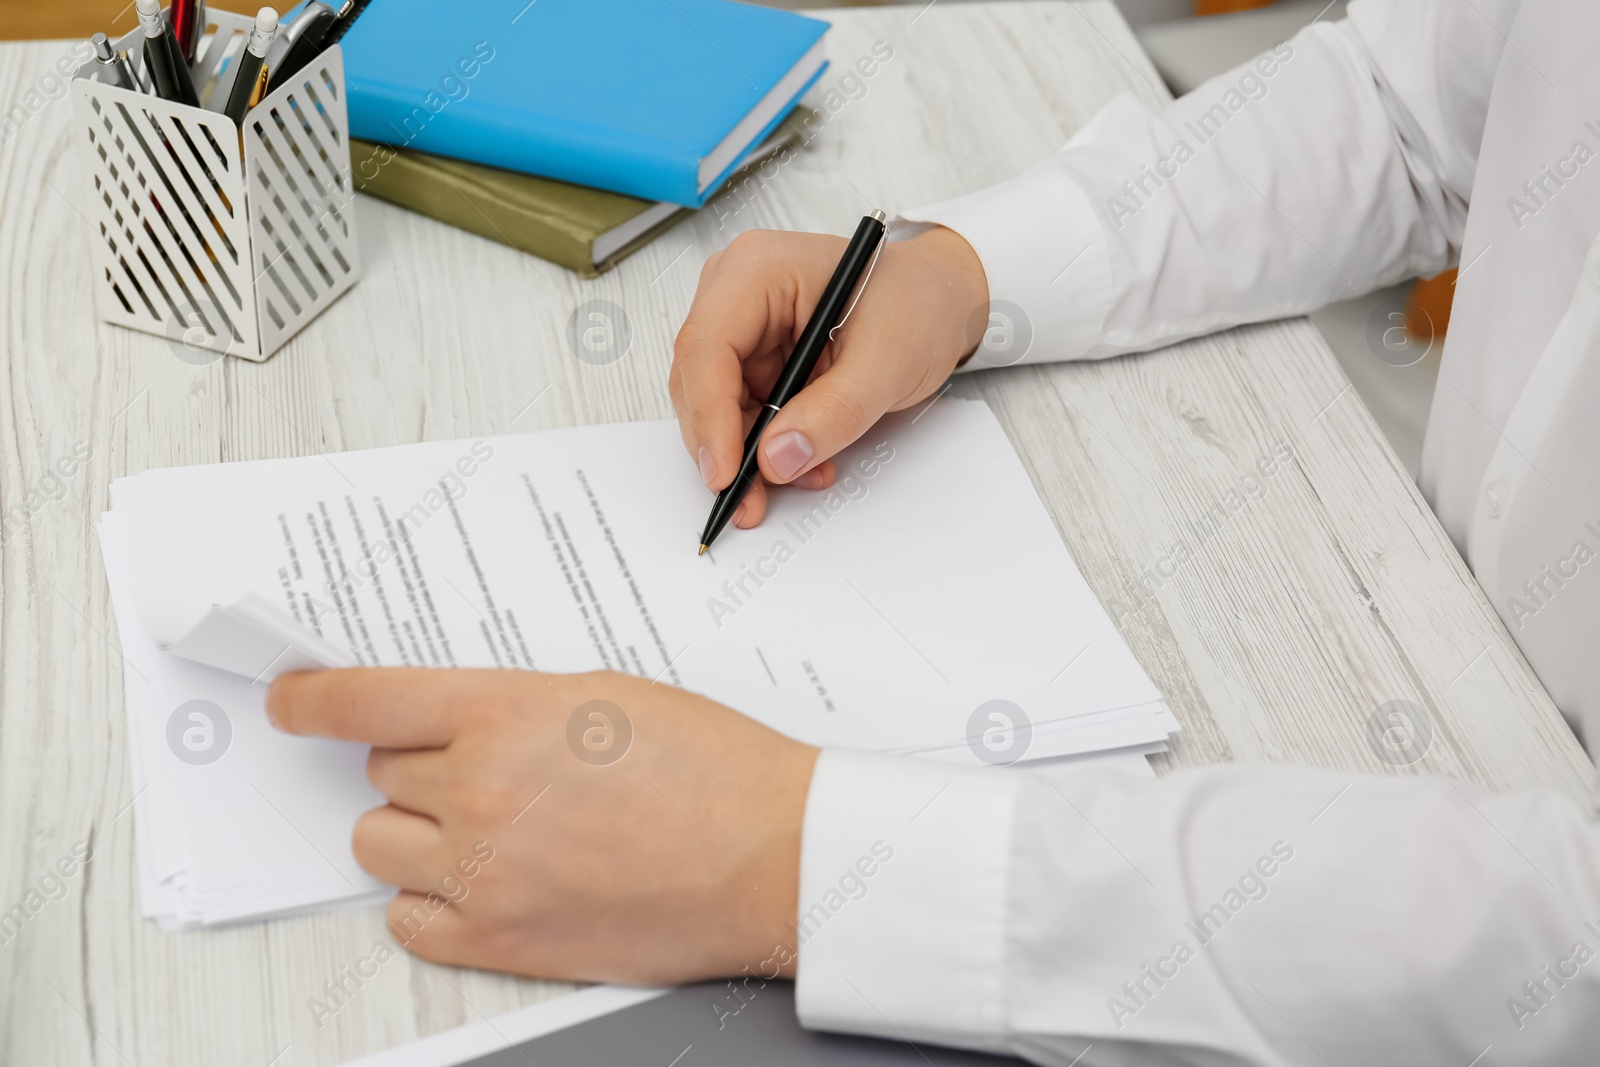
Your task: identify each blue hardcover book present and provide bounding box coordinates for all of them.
[340,0,830,208]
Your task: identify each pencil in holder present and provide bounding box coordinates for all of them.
[70,7,360,362]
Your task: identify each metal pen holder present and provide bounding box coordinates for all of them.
[70,8,360,362]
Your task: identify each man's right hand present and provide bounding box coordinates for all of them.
[668,225,990,529]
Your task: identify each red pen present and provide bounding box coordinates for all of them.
[168,0,204,65]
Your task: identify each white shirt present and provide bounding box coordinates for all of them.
[794,1,1600,1062]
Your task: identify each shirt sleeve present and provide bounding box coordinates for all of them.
[898,0,1513,368]
[795,748,1600,1065]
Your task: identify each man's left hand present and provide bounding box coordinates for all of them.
[266,668,818,985]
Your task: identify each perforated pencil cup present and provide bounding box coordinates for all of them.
[70,8,360,362]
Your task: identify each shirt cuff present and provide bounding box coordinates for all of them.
[898,160,1114,369]
[793,748,1023,1054]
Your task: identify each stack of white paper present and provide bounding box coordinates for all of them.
[99,399,1177,928]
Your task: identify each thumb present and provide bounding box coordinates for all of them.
[756,354,896,484]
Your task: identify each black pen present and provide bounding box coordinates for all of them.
[223,8,278,124]
[320,0,375,49]
[698,209,888,555]
[136,0,199,105]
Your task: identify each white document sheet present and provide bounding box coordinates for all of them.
[100,399,1175,926]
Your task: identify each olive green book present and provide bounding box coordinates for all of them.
[349,109,817,279]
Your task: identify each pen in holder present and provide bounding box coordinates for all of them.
[70,6,360,362]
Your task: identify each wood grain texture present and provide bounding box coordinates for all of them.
[0,3,1589,1065]
[0,0,257,43]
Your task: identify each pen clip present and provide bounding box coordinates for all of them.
[828,220,887,342]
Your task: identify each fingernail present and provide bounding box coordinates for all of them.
[697,446,716,488]
[733,501,748,526]
[794,466,830,490]
[765,431,814,481]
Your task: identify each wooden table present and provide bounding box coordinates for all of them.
[0,3,1589,1064]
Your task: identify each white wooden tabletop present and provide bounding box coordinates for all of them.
[0,2,1590,1064]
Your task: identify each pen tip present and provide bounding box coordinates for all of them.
[698,544,708,555]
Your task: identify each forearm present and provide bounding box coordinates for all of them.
[796,751,1600,1065]
[903,2,1506,367]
